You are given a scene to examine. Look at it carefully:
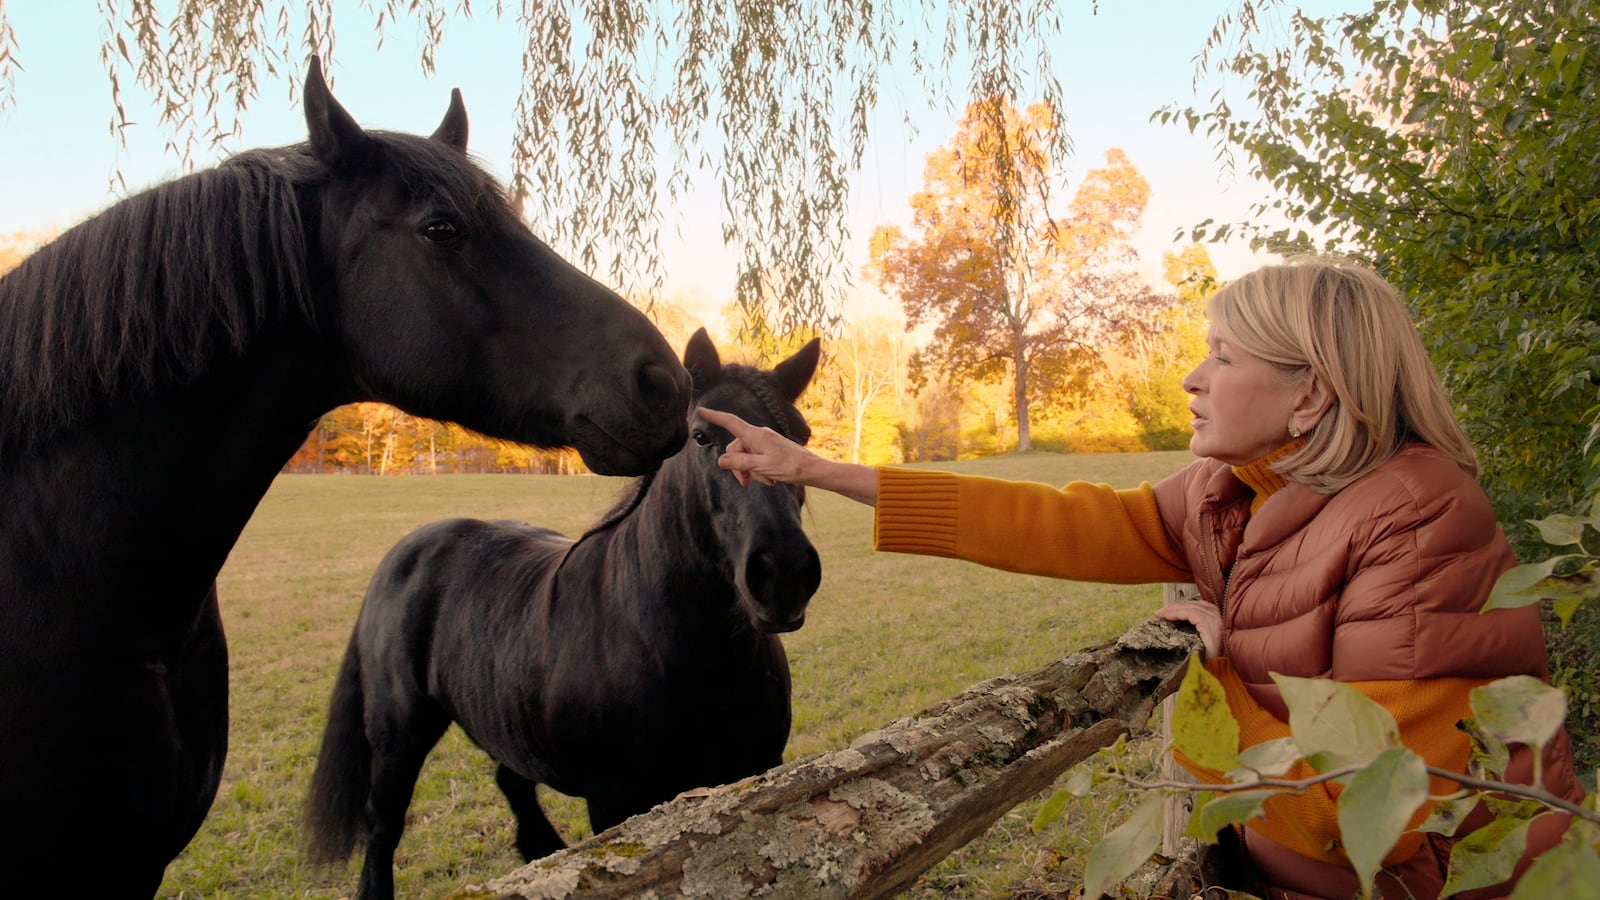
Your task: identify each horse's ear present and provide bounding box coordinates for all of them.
[430,88,469,152]
[682,327,721,397]
[771,338,821,403]
[303,56,374,171]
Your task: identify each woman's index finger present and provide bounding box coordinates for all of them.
[696,407,751,437]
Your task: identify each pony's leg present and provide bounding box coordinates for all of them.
[584,790,655,838]
[495,765,567,860]
[356,708,449,900]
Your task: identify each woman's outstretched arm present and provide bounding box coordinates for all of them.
[698,407,880,506]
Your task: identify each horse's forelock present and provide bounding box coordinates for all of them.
[723,365,808,446]
[575,363,808,543]
[369,131,513,234]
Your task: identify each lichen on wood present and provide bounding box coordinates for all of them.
[456,619,1202,899]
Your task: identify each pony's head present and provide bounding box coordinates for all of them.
[299,57,689,475]
[682,329,822,633]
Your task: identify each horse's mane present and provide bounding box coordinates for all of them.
[0,129,505,451]
[580,363,811,540]
[0,149,315,449]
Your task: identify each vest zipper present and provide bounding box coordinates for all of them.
[1199,509,1231,657]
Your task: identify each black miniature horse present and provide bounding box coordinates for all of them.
[304,329,822,900]
[0,58,690,897]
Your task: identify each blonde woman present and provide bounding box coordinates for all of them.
[698,260,1581,899]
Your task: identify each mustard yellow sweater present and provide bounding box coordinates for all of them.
[872,458,1485,868]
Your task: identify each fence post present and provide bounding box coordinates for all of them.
[1159,582,1200,855]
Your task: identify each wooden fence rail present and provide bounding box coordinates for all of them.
[453,617,1204,900]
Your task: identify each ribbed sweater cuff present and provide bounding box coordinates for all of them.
[873,468,960,556]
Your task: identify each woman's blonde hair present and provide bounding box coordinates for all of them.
[1207,258,1477,492]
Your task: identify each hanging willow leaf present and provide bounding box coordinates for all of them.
[40,0,1083,328]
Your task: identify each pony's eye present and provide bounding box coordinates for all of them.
[692,429,713,447]
[422,219,462,244]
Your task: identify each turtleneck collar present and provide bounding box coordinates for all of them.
[1231,438,1306,515]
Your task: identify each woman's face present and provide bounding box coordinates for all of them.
[1182,326,1308,465]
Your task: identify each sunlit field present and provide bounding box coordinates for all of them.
[159,449,1194,898]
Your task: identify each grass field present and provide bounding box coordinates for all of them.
[157,449,1195,899]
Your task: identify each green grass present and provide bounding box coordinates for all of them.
[157,450,1194,899]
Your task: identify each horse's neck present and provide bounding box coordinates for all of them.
[564,463,733,611]
[3,334,342,602]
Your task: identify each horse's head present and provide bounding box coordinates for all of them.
[300,57,689,476]
[682,329,822,634]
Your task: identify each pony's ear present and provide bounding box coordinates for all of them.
[771,338,821,403]
[430,88,470,152]
[303,56,374,171]
[682,327,721,397]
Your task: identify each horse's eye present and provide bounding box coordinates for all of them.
[422,219,462,244]
[692,429,713,447]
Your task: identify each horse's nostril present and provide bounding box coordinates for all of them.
[636,360,685,414]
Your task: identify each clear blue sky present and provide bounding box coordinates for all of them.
[0,2,1360,318]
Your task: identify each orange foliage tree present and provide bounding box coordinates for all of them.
[0,231,50,277]
[866,96,1166,452]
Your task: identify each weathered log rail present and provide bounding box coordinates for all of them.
[453,619,1202,899]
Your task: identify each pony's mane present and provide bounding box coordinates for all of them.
[0,128,506,451]
[580,362,810,540]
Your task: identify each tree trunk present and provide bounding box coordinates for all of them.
[458,619,1202,900]
[1014,345,1032,453]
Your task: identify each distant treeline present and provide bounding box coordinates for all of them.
[284,403,584,475]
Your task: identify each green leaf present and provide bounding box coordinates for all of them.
[1471,676,1567,751]
[1484,556,1583,611]
[1273,674,1400,771]
[1171,654,1240,772]
[1458,716,1512,780]
[1530,513,1594,547]
[1062,767,1094,797]
[1181,790,1217,841]
[1234,737,1302,779]
[1510,839,1600,900]
[1030,788,1072,832]
[1418,793,1479,836]
[1442,815,1532,895]
[1553,596,1581,627]
[1338,747,1430,895]
[1402,90,1440,124]
[1081,793,1165,899]
[1192,789,1273,842]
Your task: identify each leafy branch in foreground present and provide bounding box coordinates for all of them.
[1043,657,1600,899]
[1038,495,1600,899]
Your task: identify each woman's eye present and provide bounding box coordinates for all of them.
[423,219,462,243]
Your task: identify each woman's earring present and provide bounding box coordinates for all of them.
[1289,425,1303,438]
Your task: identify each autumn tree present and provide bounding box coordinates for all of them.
[1,2,1091,325]
[829,316,908,464]
[898,376,965,463]
[0,231,49,277]
[868,96,1156,452]
[1105,243,1215,449]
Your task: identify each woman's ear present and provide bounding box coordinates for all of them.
[1290,375,1335,435]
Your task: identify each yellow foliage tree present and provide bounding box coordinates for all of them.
[1102,243,1216,450]
[867,95,1166,453]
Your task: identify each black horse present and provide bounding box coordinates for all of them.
[0,58,691,897]
[304,329,822,900]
